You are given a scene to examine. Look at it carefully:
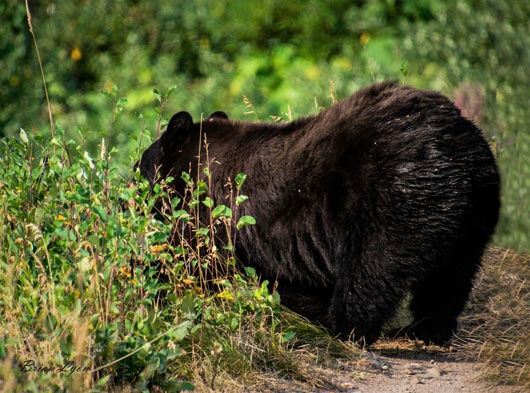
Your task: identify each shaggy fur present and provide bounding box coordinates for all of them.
[139,82,500,344]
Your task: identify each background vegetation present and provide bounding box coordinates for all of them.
[1,0,529,391]
[1,0,529,250]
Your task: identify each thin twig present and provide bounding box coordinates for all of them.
[24,0,56,140]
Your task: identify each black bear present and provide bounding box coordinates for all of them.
[139,82,500,345]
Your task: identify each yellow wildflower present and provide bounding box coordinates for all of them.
[71,48,82,61]
[360,33,370,46]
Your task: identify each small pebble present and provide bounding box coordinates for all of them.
[428,366,443,377]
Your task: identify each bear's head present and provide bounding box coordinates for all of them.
[138,110,229,188]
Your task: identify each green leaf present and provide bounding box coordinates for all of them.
[281,331,296,343]
[196,180,208,193]
[236,195,248,206]
[223,243,235,252]
[268,291,281,307]
[230,317,239,330]
[55,123,65,136]
[181,294,195,318]
[196,228,209,236]
[193,185,207,198]
[117,97,128,107]
[212,205,232,219]
[92,206,106,220]
[166,84,177,99]
[45,313,58,332]
[172,321,192,342]
[19,128,28,144]
[172,197,182,208]
[110,303,120,314]
[101,85,117,99]
[65,190,90,203]
[181,172,191,184]
[55,227,76,241]
[236,215,256,230]
[400,61,409,76]
[202,197,213,208]
[174,210,189,221]
[83,151,95,169]
[235,173,247,190]
[96,375,111,388]
[175,246,188,255]
[153,89,162,103]
[244,266,256,278]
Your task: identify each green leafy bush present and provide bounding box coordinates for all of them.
[0,88,355,392]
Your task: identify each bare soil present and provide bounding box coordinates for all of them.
[208,339,521,393]
[314,340,517,393]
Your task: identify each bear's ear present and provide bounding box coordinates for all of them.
[207,111,229,121]
[161,111,193,152]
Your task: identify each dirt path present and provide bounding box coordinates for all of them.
[342,352,501,393]
[315,342,516,393]
[232,339,519,393]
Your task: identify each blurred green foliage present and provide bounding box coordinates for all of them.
[1,0,529,250]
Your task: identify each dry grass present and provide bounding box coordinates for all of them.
[454,247,530,390]
[194,311,361,393]
[371,338,453,358]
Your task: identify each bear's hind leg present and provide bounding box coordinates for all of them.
[402,251,482,345]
